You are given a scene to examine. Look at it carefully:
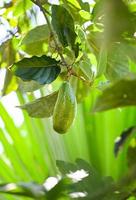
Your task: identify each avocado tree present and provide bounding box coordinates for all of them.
[1,0,136,199]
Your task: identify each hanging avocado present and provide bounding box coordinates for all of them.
[53,81,77,134]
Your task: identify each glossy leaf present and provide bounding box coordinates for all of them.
[11,56,61,84]
[18,92,58,118]
[51,5,78,56]
[93,79,136,112]
[12,55,59,68]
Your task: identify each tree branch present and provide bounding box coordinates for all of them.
[31,0,93,86]
[31,0,68,67]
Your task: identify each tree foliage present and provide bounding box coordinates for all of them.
[1,0,136,199]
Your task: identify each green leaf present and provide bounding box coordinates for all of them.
[0,39,15,67]
[1,70,18,96]
[0,179,70,199]
[76,80,91,103]
[18,92,58,118]
[0,182,45,198]
[51,5,78,56]
[97,46,107,77]
[11,56,61,84]
[21,25,49,45]
[105,43,130,81]
[65,0,81,9]
[20,25,49,55]
[70,75,91,103]
[21,24,50,55]
[18,79,42,93]
[57,159,115,200]
[119,41,136,63]
[92,0,135,45]
[93,79,136,112]
[46,178,70,200]
[79,10,91,20]
[12,55,59,68]
[80,60,93,81]
[78,0,90,12]
[22,41,48,56]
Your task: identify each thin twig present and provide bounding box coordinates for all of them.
[31,0,51,15]
[31,0,68,67]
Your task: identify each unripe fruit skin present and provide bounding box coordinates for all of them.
[53,81,77,134]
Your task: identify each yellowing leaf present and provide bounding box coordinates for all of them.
[18,92,58,118]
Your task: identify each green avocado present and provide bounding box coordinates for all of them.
[53,81,77,134]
